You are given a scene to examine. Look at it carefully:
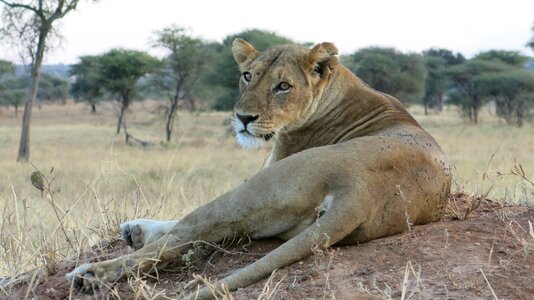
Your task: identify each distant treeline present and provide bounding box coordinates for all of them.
[1,28,534,128]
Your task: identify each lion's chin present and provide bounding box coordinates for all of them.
[235,131,265,149]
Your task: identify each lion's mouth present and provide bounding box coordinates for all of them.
[239,130,275,141]
[260,132,275,141]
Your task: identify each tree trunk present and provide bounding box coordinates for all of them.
[17,28,49,162]
[473,105,479,124]
[506,99,513,125]
[91,103,96,114]
[166,78,186,142]
[516,102,524,128]
[116,101,126,134]
[437,93,444,112]
[467,106,473,122]
[116,92,130,134]
[166,97,179,142]
[14,104,18,117]
[187,97,196,112]
[422,95,429,116]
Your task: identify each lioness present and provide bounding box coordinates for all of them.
[67,39,451,298]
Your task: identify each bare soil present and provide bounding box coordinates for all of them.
[3,193,533,300]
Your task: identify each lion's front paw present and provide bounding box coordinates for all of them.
[120,219,178,250]
[66,261,125,294]
[65,263,99,294]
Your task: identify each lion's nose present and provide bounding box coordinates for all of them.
[236,113,259,127]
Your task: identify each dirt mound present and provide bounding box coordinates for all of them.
[2,194,533,299]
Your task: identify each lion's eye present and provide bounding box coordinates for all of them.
[243,72,252,82]
[276,82,291,91]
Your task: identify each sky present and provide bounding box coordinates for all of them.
[1,0,533,65]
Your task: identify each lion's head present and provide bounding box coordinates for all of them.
[231,38,339,148]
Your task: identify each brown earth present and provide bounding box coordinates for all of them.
[2,193,533,300]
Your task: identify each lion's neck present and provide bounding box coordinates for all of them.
[270,65,420,163]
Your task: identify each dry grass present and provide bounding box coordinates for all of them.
[411,105,534,204]
[0,101,268,284]
[0,100,532,292]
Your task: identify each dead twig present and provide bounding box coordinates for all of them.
[497,163,534,186]
[480,268,499,300]
[123,123,153,147]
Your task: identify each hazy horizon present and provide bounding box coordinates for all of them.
[1,0,533,65]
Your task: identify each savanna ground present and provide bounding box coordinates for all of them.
[0,101,533,299]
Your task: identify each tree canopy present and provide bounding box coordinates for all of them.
[422,48,465,65]
[69,49,160,132]
[70,55,104,113]
[420,48,465,113]
[0,59,22,115]
[475,68,534,127]
[97,49,160,133]
[447,59,509,123]
[150,25,212,141]
[1,72,68,115]
[4,25,534,129]
[0,59,14,77]
[474,50,528,67]
[345,47,427,103]
[151,25,209,110]
[37,73,69,102]
[97,49,159,99]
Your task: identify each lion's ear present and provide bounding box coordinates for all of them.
[306,42,339,77]
[232,38,260,71]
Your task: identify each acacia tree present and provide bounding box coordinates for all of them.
[422,48,465,113]
[97,49,159,134]
[70,55,103,113]
[0,78,25,116]
[475,50,528,67]
[448,60,507,124]
[151,25,210,142]
[472,50,533,127]
[474,50,532,126]
[0,59,22,115]
[0,59,13,76]
[345,47,427,104]
[422,56,448,114]
[0,0,86,162]
[36,73,68,102]
[476,70,534,127]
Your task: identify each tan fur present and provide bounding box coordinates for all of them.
[67,39,451,299]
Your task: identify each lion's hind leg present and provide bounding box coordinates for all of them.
[191,189,365,299]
